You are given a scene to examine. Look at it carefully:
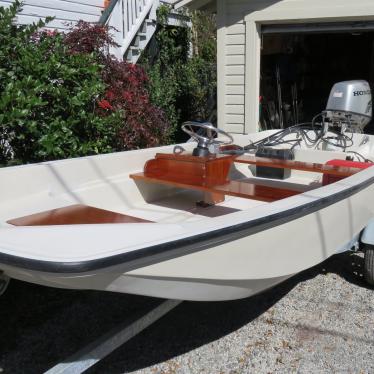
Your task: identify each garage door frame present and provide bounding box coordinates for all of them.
[262,21,374,35]
[243,1,374,134]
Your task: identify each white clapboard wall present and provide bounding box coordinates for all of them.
[0,0,104,31]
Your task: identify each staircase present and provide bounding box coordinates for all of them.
[100,0,186,63]
[0,0,186,64]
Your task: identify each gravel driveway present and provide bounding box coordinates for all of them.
[0,252,373,374]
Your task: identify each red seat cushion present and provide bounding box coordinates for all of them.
[322,159,373,185]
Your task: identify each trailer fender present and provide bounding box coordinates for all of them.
[361,218,374,246]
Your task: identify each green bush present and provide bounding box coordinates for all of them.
[142,5,217,142]
[0,1,123,165]
[0,1,216,165]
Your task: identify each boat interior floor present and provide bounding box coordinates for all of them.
[2,173,319,228]
[3,148,366,228]
[3,190,269,227]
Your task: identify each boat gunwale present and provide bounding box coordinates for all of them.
[1,169,374,274]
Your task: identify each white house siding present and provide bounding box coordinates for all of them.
[217,0,246,134]
[217,0,374,134]
[0,0,104,31]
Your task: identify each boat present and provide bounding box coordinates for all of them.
[1,80,374,301]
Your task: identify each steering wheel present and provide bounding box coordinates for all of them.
[182,122,233,156]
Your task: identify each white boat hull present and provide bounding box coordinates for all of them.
[0,131,374,300]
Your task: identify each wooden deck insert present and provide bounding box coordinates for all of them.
[130,172,299,202]
[7,204,153,226]
[130,152,304,203]
[130,152,369,204]
[234,155,363,177]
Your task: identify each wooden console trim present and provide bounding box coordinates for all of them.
[143,153,234,204]
[130,152,302,203]
[7,204,153,226]
[129,151,371,204]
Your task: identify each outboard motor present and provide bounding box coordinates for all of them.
[325,80,372,131]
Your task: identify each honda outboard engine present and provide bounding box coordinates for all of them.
[325,80,372,131]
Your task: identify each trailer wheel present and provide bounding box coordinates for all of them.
[364,244,374,286]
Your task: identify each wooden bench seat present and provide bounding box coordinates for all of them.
[130,151,367,205]
[130,152,304,204]
[234,155,363,177]
[130,172,299,203]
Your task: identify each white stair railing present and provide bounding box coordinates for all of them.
[100,0,159,61]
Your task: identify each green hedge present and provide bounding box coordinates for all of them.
[142,5,217,142]
[0,1,123,165]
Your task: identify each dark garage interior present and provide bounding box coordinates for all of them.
[260,28,374,132]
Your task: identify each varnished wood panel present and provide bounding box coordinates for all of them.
[146,153,234,204]
[131,173,299,202]
[153,153,233,184]
[216,180,298,200]
[131,152,301,203]
[7,205,152,226]
[154,152,233,164]
[234,155,367,177]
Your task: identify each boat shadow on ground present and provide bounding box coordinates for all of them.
[0,252,370,374]
[87,252,371,374]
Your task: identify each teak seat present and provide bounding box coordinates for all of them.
[130,153,300,204]
[234,155,363,177]
[129,152,369,205]
[131,172,299,202]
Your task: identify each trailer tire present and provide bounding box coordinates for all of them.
[364,244,374,287]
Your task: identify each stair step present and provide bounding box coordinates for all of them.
[133,33,146,47]
[125,49,138,63]
[114,4,180,64]
[141,19,155,33]
[129,46,140,53]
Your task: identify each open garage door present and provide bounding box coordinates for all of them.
[259,22,374,132]
[262,21,374,35]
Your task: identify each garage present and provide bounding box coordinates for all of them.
[174,0,374,134]
[260,22,374,131]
